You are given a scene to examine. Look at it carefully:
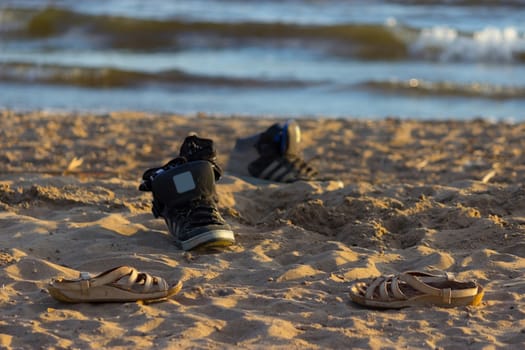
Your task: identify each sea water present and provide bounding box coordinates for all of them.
[1,0,524,120]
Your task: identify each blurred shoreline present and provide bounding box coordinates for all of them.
[1,2,525,119]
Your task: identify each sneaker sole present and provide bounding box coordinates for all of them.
[180,229,235,251]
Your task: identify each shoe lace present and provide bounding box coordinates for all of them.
[179,135,216,162]
[177,199,225,227]
[180,135,223,180]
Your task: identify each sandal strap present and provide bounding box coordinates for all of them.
[365,276,386,300]
[125,267,139,288]
[379,276,389,300]
[400,271,479,302]
[87,266,136,288]
[365,275,411,301]
[390,275,408,299]
[120,268,168,292]
[56,266,135,290]
[55,266,168,293]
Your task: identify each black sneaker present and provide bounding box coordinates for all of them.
[139,136,235,251]
[227,120,317,182]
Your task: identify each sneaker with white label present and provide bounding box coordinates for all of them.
[139,136,235,250]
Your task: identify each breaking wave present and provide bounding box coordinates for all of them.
[409,25,525,62]
[3,7,525,63]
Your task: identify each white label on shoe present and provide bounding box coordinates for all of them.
[172,171,196,193]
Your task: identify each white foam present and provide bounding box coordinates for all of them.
[410,26,525,63]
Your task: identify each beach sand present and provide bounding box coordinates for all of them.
[1,110,524,349]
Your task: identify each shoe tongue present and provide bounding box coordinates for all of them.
[257,122,302,157]
[179,135,223,180]
[179,135,216,162]
[257,124,282,156]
